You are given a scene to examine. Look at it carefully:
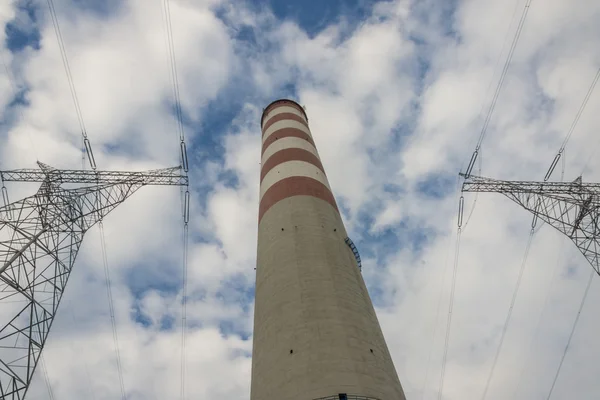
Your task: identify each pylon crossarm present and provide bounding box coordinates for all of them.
[460,173,600,199]
[0,164,188,186]
[461,173,600,276]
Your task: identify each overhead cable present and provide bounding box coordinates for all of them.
[420,178,462,399]
[99,221,127,399]
[180,223,189,400]
[512,238,565,397]
[464,0,533,178]
[40,354,56,400]
[437,209,463,400]
[45,0,96,170]
[544,66,600,181]
[481,229,534,399]
[160,2,191,399]
[546,270,594,399]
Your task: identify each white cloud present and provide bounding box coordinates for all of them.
[2,0,600,399]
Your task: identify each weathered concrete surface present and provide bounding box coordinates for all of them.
[251,99,406,400]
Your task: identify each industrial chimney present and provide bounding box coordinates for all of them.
[251,99,406,400]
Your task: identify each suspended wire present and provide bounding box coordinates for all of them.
[437,214,463,400]
[457,5,595,399]
[484,58,596,395]
[484,128,566,397]
[160,2,191,399]
[544,66,600,181]
[180,223,189,400]
[99,221,127,399]
[420,178,463,399]
[464,0,533,178]
[40,354,56,400]
[498,68,598,397]
[457,0,522,245]
[420,252,448,399]
[82,136,86,170]
[435,146,482,398]
[546,270,594,399]
[162,0,187,146]
[560,67,599,150]
[484,88,570,397]
[481,228,534,399]
[462,147,483,230]
[459,0,521,175]
[580,133,600,176]
[512,237,565,397]
[45,12,102,393]
[45,0,96,170]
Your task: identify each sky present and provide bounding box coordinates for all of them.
[1,0,600,399]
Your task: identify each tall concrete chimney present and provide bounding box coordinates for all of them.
[251,99,406,400]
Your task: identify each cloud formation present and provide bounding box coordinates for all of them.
[1,0,600,399]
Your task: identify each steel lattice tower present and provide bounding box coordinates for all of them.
[0,162,188,399]
[461,173,600,275]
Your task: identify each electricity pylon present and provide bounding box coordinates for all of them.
[0,162,188,399]
[460,173,599,276]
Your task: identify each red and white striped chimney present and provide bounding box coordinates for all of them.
[252,99,406,400]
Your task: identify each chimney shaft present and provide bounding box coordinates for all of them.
[251,99,406,400]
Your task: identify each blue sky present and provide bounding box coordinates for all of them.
[1,0,600,399]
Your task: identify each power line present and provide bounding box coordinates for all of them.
[420,233,454,399]
[161,0,187,148]
[45,0,96,170]
[459,0,521,174]
[160,2,191,399]
[544,66,600,181]
[45,2,116,393]
[437,219,462,400]
[181,223,189,400]
[481,118,566,398]
[453,9,535,385]
[40,354,56,400]
[462,147,483,229]
[508,65,600,397]
[481,228,534,399]
[546,270,594,399]
[420,179,462,400]
[99,221,127,399]
[464,0,533,178]
[580,133,600,176]
[511,237,565,397]
[479,55,597,398]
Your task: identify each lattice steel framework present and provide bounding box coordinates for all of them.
[0,162,188,399]
[461,173,600,275]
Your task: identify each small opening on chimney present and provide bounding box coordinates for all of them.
[281,228,284,231]
[334,228,337,232]
[370,349,373,353]
[290,349,293,354]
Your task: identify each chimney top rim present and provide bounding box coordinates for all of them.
[261,99,307,126]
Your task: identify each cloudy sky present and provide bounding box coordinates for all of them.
[1,0,600,399]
